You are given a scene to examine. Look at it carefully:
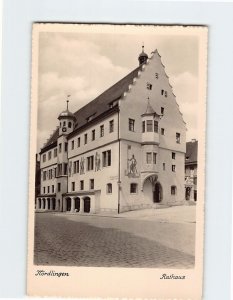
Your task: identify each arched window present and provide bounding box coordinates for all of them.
[171,186,177,195]
[106,183,112,194]
[68,121,72,128]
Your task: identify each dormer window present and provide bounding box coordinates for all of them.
[86,113,96,122]
[109,100,118,108]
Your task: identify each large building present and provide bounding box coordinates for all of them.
[185,139,198,202]
[35,47,186,214]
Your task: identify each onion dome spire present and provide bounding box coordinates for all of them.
[138,44,148,65]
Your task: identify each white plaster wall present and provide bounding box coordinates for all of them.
[119,51,186,154]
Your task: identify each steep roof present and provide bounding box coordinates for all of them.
[41,64,142,151]
[185,140,198,165]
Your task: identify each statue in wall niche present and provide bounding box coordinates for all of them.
[128,154,138,175]
[80,157,85,174]
[68,161,72,177]
[95,152,101,171]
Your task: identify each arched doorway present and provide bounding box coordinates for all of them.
[52,198,56,210]
[42,198,46,209]
[47,198,50,210]
[153,182,162,203]
[66,197,71,211]
[185,187,191,200]
[38,198,41,209]
[83,197,91,213]
[74,197,80,212]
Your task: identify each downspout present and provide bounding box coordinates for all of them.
[117,107,121,214]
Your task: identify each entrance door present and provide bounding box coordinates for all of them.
[153,182,162,203]
[66,198,71,211]
[83,197,91,213]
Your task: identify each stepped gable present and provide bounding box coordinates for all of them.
[41,64,142,150]
[186,140,198,164]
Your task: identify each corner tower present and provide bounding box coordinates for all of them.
[138,45,148,65]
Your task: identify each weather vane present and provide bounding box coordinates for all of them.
[66,95,71,110]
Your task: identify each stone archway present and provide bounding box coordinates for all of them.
[83,196,91,213]
[42,198,46,210]
[74,197,80,212]
[52,198,56,210]
[47,198,50,210]
[38,198,41,209]
[66,197,72,211]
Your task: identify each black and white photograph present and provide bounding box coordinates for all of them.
[27,23,207,298]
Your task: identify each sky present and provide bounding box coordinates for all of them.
[37,29,199,150]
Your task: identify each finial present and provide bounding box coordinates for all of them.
[66,95,71,110]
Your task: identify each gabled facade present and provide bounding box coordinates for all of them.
[35,48,186,214]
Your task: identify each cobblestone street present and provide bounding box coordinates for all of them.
[34,207,195,268]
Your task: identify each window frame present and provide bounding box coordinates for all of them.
[130,183,138,194]
[106,183,112,194]
[128,118,135,132]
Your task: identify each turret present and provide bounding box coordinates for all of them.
[138,45,148,65]
[58,96,76,136]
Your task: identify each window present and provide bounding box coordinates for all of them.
[146,82,152,90]
[161,128,165,135]
[77,137,80,147]
[43,171,46,181]
[48,151,52,160]
[129,118,135,132]
[64,163,68,175]
[142,121,145,133]
[153,153,157,164]
[54,148,57,157]
[155,73,159,79]
[65,142,68,152]
[161,89,164,95]
[106,183,112,194]
[54,167,57,177]
[172,152,176,159]
[71,140,74,150]
[57,164,62,176]
[59,143,62,153]
[154,121,158,133]
[102,150,111,167]
[193,177,197,185]
[90,179,94,190]
[146,152,152,164]
[172,165,176,172]
[146,120,153,132]
[60,122,61,127]
[80,180,84,190]
[165,91,168,97]
[109,120,114,133]
[43,187,46,194]
[42,154,46,162]
[52,185,54,193]
[47,186,50,194]
[92,129,95,141]
[100,125,104,137]
[57,182,61,192]
[163,163,166,170]
[68,121,72,128]
[84,133,87,144]
[171,186,177,195]
[87,156,94,171]
[176,133,181,143]
[73,160,79,174]
[71,182,75,191]
[63,121,66,127]
[161,107,164,115]
[130,183,138,194]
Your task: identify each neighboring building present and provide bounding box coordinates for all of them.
[185,139,198,202]
[35,154,41,198]
[35,47,186,214]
